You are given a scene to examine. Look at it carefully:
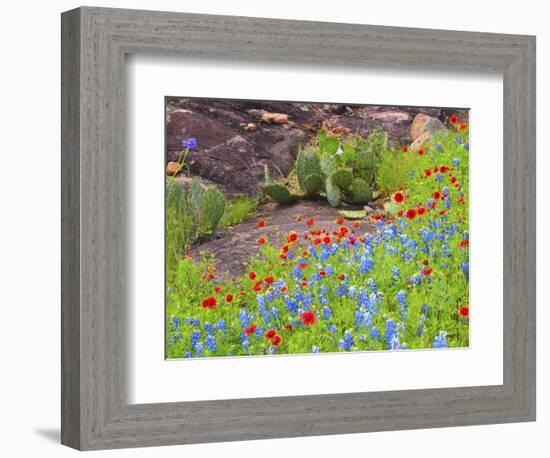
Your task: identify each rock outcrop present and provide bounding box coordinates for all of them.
[166,98,467,194]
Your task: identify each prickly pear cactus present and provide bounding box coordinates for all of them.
[304,148,322,179]
[302,173,323,195]
[264,184,298,204]
[320,153,336,177]
[330,168,353,190]
[296,149,307,190]
[263,128,385,208]
[188,177,203,220]
[348,178,373,204]
[325,177,341,207]
[201,186,226,229]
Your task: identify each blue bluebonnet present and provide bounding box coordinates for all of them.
[338,330,355,351]
[370,327,381,342]
[310,272,322,283]
[301,292,314,310]
[432,331,449,348]
[312,346,321,353]
[465,143,470,152]
[271,306,281,321]
[385,319,401,349]
[189,317,200,327]
[257,294,270,322]
[391,266,400,279]
[384,243,398,256]
[193,341,204,357]
[205,334,217,352]
[358,287,370,311]
[366,278,378,295]
[191,330,200,349]
[417,313,426,337]
[181,137,197,149]
[360,255,374,274]
[292,266,302,280]
[283,295,299,312]
[453,158,460,167]
[444,197,451,209]
[240,334,251,351]
[170,316,180,332]
[215,319,226,331]
[335,282,348,298]
[437,144,443,152]
[456,137,462,145]
[323,305,332,320]
[396,290,408,321]
[238,309,251,329]
[184,351,193,358]
[320,247,330,262]
[461,262,469,279]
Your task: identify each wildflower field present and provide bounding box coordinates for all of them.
[166,108,470,358]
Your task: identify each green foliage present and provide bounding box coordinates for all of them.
[166,126,471,358]
[330,167,353,190]
[319,153,336,176]
[325,177,341,207]
[348,178,373,204]
[340,143,356,163]
[317,129,340,154]
[165,178,228,277]
[352,129,387,187]
[263,184,298,204]
[220,196,259,227]
[376,148,412,195]
[295,147,307,189]
[261,128,389,207]
[201,187,226,230]
[302,173,323,195]
[304,147,323,179]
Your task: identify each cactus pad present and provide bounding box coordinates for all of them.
[331,168,353,190]
[201,186,226,229]
[302,173,323,194]
[263,184,298,204]
[350,178,373,204]
[325,177,341,207]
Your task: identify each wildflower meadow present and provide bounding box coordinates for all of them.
[165,102,470,359]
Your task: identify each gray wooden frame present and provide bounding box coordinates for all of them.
[61,6,536,451]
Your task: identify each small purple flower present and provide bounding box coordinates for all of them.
[181,137,197,149]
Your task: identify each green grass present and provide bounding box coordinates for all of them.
[376,147,413,195]
[220,195,259,228]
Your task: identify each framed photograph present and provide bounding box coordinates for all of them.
[61,6,536,450]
